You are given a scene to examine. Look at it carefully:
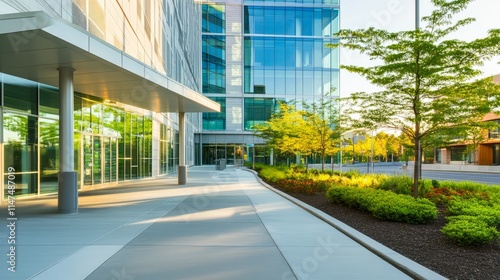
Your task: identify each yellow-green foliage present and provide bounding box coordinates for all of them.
[259,166,287,182]
[348,175,381,188]
[312,173,332,182]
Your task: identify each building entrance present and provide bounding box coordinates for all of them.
[82,134,118,187]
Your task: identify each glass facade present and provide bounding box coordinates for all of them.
[203,97,226,130]
[202,4,225,33]
[200,0,340,164]
[202,3,227,130]
[1,73,180,198]
[244,0,339,4]
[244,6,339,37]
[244,98,281,130]
[0,1,206,200]
[202,35,226,94]
[244,36,339,97]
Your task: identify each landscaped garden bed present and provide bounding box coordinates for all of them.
[252,164,500,280]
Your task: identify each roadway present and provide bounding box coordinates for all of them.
[315,163,500,186]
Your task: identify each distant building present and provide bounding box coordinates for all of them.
[436,74,500,166]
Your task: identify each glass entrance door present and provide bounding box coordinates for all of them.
[93,136,101,185]
[83,135,116,186]
[103,137,118,183]
[83,135,93,186]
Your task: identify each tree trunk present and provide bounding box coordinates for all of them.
[413,138,421,198]
[321,153,325,172]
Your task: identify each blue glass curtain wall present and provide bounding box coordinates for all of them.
[244,0,339,4]
[244,36,339,97]
[244,98,281,130]
[202,35,226,94]
[203,97,226,130]
[202,4,226,33]
[244,6,339,36]
[243,4,340,99]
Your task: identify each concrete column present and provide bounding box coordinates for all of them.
[178,112,187,184]
[58,67,78,214]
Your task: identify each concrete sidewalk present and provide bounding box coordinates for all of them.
[0,166,445,280]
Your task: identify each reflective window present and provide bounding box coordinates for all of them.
[4,75,38,114]
[244,6,339,36]
[451,146,466,161]
[244,98,280,130]
[4,173,37,197]
[244,0,339,4]
[203,97,226,130]
[203,35,226,94]
[40,85,59,118]
[202,4,225,33]
[3,113,38,172]
[3,112,38,196]
[244,36,339,97]
[489,120,500,139]
[102,105,122,137]
[40,117,59,194]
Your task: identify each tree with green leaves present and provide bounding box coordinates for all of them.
[330,0,500,197]
[254,102,313,165]
[302,92,343,171]
[254,93,342,171]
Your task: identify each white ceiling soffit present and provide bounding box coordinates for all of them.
[0,12,220,113]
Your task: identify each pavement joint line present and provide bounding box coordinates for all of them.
[242,167,447,280]
[237,171,299,280]
[28,188,191,280]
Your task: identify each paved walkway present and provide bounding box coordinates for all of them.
[0,166,446,280]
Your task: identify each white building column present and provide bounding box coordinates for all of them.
[178,112,187,184]
[58,67,78,214]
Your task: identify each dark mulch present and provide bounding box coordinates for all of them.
[276,188,500,280]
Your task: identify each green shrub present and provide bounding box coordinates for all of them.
[370,195,437,224]
[377,175,413,195]
[419,179,434,197]
[446,215,499,227]
[259,166,287,182]
[447,200,500,226]
[431,179,440,188]
[342,169,360,178]
[441,218,499,246]
[326,185,437,224]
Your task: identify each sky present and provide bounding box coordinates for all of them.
[339,0,500,97]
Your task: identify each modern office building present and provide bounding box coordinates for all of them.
[0,0,219,211]
[0,0,340,209]
[199,0,340,165]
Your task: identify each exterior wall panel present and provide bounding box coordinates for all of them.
[478,144,493,165]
